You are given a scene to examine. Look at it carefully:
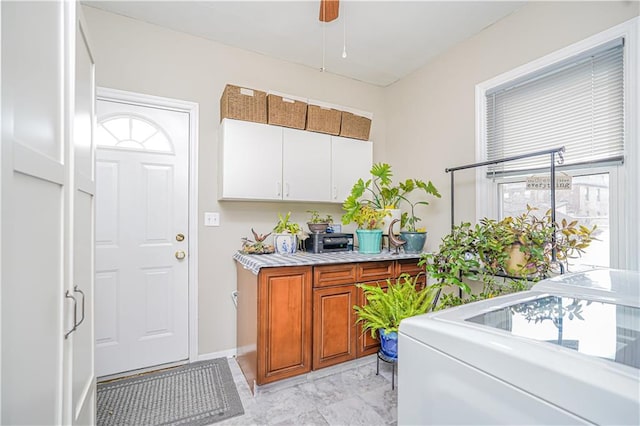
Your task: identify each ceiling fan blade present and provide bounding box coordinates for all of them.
[319,0,339,23]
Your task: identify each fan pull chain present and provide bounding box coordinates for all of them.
[342,5,347,59]
[321,22,326,72]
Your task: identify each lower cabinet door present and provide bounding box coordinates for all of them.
[313,285,357,369]
[258,266,313,384]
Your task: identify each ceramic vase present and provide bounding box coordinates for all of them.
[273,234,297,254]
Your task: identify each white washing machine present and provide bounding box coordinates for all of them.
[398,269,640,425]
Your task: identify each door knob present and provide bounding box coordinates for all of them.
[175,250,186,260]
[176,233,185,242]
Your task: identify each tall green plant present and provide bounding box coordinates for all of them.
[341,162,440,227]
[399,179,441,231]
[354,274,437,338]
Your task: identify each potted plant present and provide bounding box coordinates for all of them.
[420,206,597,310]
[342,163,402,235]
[342,163,440,237]
[399,179,441,253]
[306,210,333,234]
[353,274,439,360]
[273,212,302,254]
[351,205,387,254]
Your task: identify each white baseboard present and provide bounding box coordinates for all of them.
[197,348,237,361]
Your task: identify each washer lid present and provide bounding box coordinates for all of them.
[466,294,640,370]
[532,269,640,307]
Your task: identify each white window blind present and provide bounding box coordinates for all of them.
[486,40,624,175]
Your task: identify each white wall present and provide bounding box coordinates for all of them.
[83,6,385,356]
[384,1,639,251]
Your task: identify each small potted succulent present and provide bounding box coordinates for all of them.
[273,212,302,254]
[306,210,333,234]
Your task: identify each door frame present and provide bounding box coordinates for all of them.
[96,87,200,363]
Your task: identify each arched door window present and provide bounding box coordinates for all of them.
[96,114,174,153]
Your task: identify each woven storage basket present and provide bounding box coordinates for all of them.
[340,111,372,140]
[220,84,267,123]
[306,104,342,135]
[267,94,307,129]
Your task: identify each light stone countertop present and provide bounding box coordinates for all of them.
[233,250,424,275]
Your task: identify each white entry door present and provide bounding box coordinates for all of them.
[95,98,190,377]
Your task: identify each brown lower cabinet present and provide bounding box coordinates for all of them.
[313,285,357,369]
[236,264,313,392]
[235,258,424,391]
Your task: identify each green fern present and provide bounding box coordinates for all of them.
[353,273,437,338]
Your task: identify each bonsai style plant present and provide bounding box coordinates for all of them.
[420,206,597,310]
[306,210,333,234]
[273,212,302,254]
[353,274,439,359]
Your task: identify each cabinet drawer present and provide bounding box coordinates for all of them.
[396,259,425,278]
[314,264,357,288]
[357,261,394,282]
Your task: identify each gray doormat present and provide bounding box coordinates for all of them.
[97,358,244,425]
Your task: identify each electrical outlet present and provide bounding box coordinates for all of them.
[204,212,220,227]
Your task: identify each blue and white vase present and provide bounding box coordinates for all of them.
[273,234,297,254]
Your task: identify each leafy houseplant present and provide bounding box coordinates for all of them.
[399,179,441,253]
[354,274,438,359]
[342,163,440,238]
[399,180,442,232]
[351,205,387,254]
[273,212,302,254]
[306,210,333,234]
[420,206,597,310]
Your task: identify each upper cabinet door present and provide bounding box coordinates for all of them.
[282,128,331,202]
[220,119,283,200]
[331,136,373,203]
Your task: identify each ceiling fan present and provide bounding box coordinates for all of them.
[319,0,339,23]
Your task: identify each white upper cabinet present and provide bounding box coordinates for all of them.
[219,119,372,203]
[331,136,373,203]
[220,119,283,200]
[283,128,331,202]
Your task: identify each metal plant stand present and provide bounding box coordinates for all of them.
[445,146,567,296]
[376,350,397,390]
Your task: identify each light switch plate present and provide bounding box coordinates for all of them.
[204,212,220,227]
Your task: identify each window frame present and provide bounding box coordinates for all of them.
[475,17,639,270]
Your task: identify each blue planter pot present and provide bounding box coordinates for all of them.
[356,229,383,254]
[399,231,427,254]
[379,329,398,360]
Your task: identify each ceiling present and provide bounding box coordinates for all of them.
[84,1,525,87]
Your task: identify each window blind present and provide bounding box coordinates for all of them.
[486,40,624,175]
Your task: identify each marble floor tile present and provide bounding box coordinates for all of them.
[220,355,398,426]
[318,396,388,426]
